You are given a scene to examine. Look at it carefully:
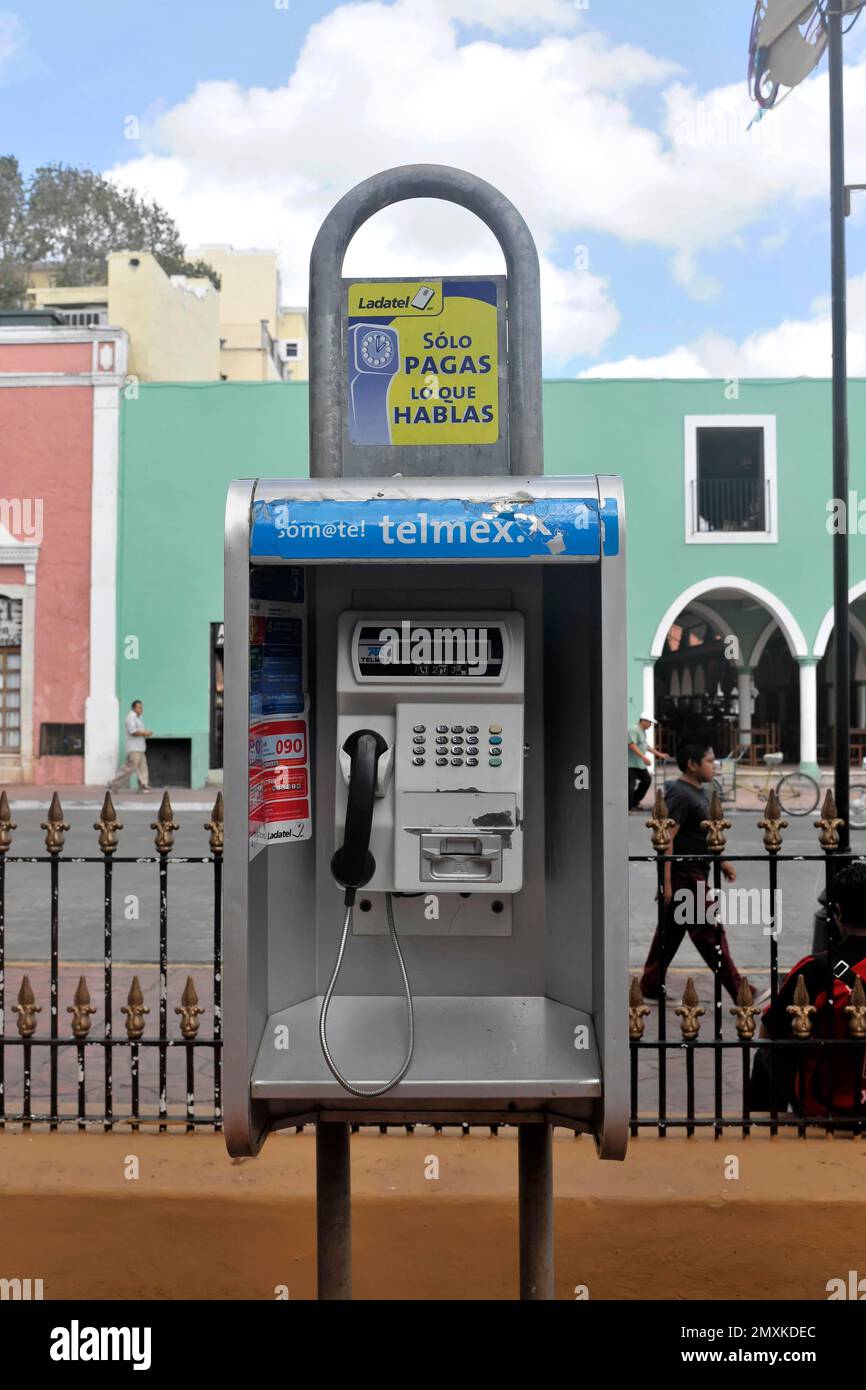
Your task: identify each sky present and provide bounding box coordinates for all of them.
[3,0,866,377]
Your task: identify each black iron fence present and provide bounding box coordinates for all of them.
[0,788,222,1131]
[630,784,866,1136]
[3,778,861,1139]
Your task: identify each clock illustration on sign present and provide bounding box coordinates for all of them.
[348,322,401,445]
[359,329,394,369]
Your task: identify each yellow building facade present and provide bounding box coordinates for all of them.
[27,246,308,383]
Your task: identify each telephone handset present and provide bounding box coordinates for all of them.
[330,729,390,894]
[319,610,525,1096]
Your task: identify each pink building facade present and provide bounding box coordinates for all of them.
[0,329,127,784]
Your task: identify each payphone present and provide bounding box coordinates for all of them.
[224,164,628,1300]
[226,474,626,1139]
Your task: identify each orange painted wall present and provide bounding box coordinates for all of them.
[0,385,93,781]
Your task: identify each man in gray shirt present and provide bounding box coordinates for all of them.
[109,700,152,793]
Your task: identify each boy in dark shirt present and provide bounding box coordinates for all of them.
[640,740,746,1002]
[750,860,866,1114]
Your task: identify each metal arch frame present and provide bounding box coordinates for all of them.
[308,163,543,479]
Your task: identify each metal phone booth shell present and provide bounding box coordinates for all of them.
[224,166,628,1296]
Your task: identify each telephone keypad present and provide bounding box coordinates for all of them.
[398,706,519,783]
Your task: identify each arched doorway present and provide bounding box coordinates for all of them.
[649,580,809,763]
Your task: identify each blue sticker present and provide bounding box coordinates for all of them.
[251,497,618,560]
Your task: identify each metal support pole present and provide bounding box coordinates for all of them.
[316,1121,352,1299]
[518,1123,554,1299]
[829,0,851,850]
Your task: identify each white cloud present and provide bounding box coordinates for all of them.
[0,12,24,82]
[434,0,581,34]
[102,0,866,364]
[581,273,866,378]
[541,257,620,364]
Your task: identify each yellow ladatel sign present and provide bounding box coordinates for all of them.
[346,278,500,447]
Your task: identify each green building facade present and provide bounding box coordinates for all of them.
[119,378,866,786]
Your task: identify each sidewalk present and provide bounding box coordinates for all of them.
[0,1129,861,1300]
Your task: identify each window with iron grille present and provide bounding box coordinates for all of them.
[40,723,84,756]
[0,648,21,751]
[685,415,778,544]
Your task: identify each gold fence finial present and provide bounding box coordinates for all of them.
[204,791,224,856]
[845,975,866,1038]
[0,789,17,855]
[41,792,69,855]
[176,976,205,1038]
[94,791,123,855]
[787,973,816,1038]
[122,976,150,1039]
[731,977,760,1039]
[629,976,651,1040]
[816,789,844,850]
[646,786,676,852]
[13,975,41,1037]
[701,788,730,854]
[676,977,704,1040]
[68,976,97,1039]
[758,787,788,854]
[151,791,178,855]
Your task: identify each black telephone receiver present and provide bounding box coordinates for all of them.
[330,729,388,896]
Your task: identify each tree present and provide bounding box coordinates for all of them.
[0,160,220,307]
[0,157,28,306]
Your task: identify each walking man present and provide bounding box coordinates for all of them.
[628,713,668,811]
[640,740,746,1002]
[110,700,152,794]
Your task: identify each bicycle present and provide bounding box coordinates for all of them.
[713,750,821,818]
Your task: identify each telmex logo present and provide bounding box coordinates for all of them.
[377,622,489,674]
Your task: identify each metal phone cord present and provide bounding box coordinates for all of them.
[318,892,415,1098]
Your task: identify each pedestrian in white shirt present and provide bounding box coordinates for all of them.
[109,700,153,793]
